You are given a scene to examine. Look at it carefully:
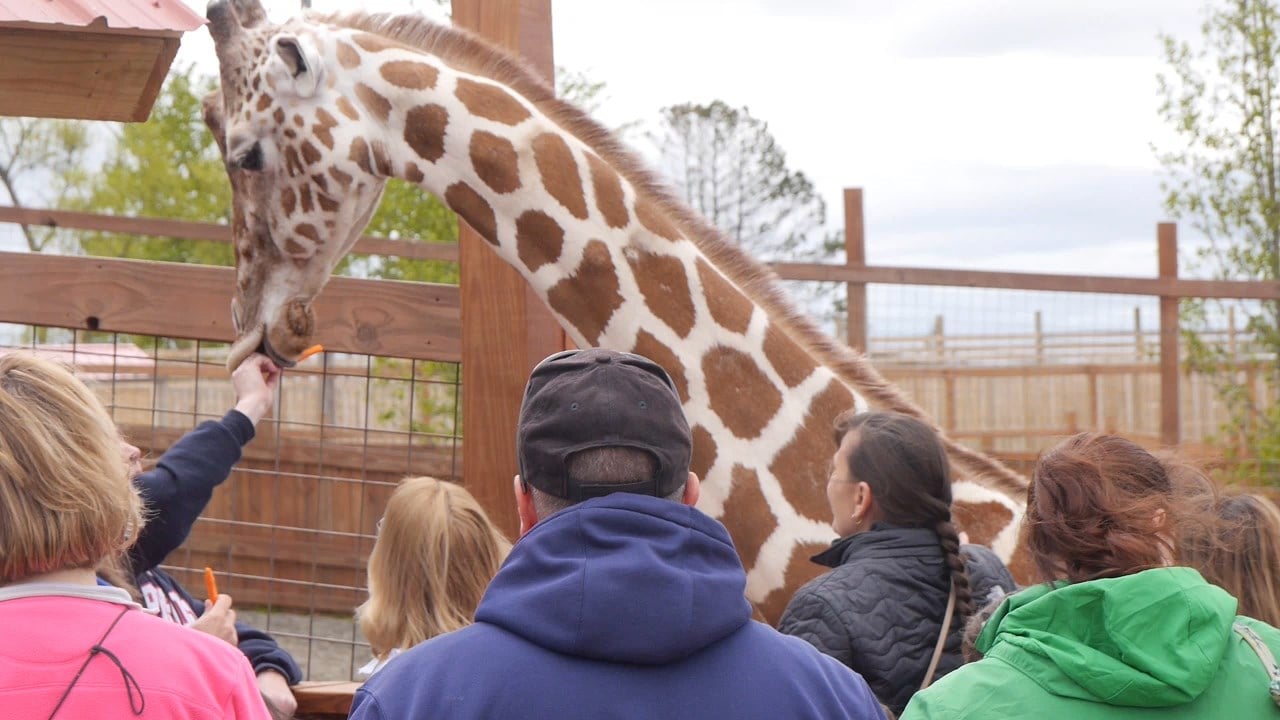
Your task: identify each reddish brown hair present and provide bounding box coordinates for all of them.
[1026,433,1208,583]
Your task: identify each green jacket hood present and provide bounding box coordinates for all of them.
[977,567,1239,707]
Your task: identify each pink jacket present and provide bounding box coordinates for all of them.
[0,587,271,719]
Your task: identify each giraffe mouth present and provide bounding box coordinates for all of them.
[226,325,265,372]
[258,332,299,370]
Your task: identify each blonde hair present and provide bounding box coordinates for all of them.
[1183,491,1280,626]
[358,476,510,659]
[0,353,144,584]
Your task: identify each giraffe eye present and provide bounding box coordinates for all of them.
[233,143,263,172]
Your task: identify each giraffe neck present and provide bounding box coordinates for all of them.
[314,18,1029,621]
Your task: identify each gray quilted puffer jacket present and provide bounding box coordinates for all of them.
[777,525,1017,716]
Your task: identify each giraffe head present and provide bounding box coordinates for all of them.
[205,0,388,370]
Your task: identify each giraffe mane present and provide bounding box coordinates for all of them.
[310,10,1028,498]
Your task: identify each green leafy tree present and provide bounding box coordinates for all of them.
[1157,0,1280,482]
[652,100,843,322]
[0,117,92,251]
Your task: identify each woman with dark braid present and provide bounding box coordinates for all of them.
[778,411,1016,716]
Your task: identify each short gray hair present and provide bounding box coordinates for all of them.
[531,446,685,519]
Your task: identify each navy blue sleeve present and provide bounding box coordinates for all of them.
[236,622,304,684]
[128,410,256,574]
[148,568,303,684]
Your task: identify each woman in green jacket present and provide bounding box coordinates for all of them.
[902,433,1280,719]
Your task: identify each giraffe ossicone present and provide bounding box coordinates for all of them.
[203,0,1029,622]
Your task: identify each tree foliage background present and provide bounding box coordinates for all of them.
[651,100,844,326]
[1157,0,1280,482]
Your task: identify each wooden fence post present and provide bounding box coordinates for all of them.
[1159,223,1180,446]
[844,188,868,352]
[932,315,946,364]
[1034,310,1045,365]
[453,0,563,537]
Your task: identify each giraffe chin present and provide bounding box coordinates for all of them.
[226,327,265,372]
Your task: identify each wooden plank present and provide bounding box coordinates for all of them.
[773,261,1280,300]
[0,28,165,122]
[1159,223,1180,445]
[453,0,564,538]
[0,206,459,263]
[0,252,461,362]
[844,188,868,351]
[293,681,362,718]
[133,36,180,121]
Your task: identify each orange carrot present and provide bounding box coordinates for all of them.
[298,344,325,362]
[204,566,219,601]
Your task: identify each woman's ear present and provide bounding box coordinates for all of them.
[854,482,876,522]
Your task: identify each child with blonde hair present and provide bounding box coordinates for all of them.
[357,476,510,675]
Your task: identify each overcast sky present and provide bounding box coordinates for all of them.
[163,0,1207,278]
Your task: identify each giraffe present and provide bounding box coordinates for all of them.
[203,0,1029,622]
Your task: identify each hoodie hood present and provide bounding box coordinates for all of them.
[475,493,751,665]
[978,567,1238,707]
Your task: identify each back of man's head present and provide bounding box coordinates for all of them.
[517,349,692,517]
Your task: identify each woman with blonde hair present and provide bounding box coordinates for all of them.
[357,476,510,675]
[0,353,269,719]
[1183,491,1280,627]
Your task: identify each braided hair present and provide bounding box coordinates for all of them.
[835,411,975,621]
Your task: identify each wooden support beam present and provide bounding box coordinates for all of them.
[452,0,564,538]
[1159,223,1180,446]
[844,188,868,351]
[0,252,461,362]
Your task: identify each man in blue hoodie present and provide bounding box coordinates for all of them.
[349,348,887,720]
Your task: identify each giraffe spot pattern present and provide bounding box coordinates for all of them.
[273,108,285,125]
[255,94,272,112]
[299,185,314,213]
[295,223,321,245]
[371,140,393,176]
[763,325,820,388]
[283,128,297,140]
[281,187,297,216]
[635,196,681,241]
[470,130,521,194]
[444,182,497,244]
[329,166,353,190]
[317,194,339,212]
[348,137,374,175]
[404,104,449,163]
[702,345,782,440]
[770,378,855,523]
[953,500,1014,549]
[586,153,629,228]
[626,249,695,338]
[721,465,779,572]
[404,163,424,184]
[689,425,717,478]
[352,33,397,54]
[292,114,305,127]
[337,41,361,69]
[757,542,828,625]
[355,83,392,123]
[532,133,588,219]
[547,240,623,345]
[313,108,338,150]
[696,259,754,335]
[631,330,690,404]
[300,140,322,166]
[454,77,531,125]
[336,97,360,121]
[514,210,564,272]
[380,60,439,90]
[310,173,329,193]
[283,146,304,177]
[284,237,308,257]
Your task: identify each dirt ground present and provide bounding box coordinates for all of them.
[239,608,372,682]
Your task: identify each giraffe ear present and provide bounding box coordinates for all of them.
[272,34,323,98]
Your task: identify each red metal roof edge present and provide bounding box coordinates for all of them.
[0,0,205,34]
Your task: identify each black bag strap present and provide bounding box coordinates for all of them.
[47,605,145,719]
